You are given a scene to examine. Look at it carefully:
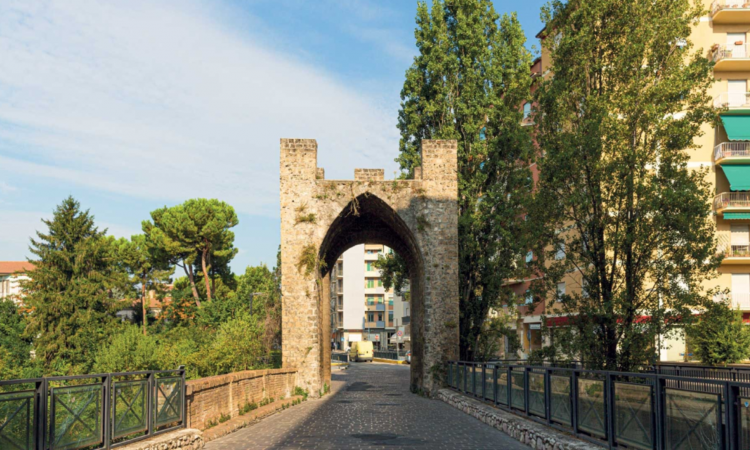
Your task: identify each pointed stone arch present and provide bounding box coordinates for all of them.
[279,139,458,395]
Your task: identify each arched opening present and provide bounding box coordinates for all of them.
[318,193,425,391]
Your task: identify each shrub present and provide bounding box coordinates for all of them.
[93,325,161,373]
[687,299,750,366]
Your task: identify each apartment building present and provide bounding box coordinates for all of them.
[331,244,410,351]
[501,0,750,361]
[0,261,34,305]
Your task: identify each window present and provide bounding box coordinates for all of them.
[366,262,373,271]
[555,243,566,260]
[367,296,375,305]
[366,279,375,288]
[388,311,394,322]
[582,280,590,299]
[367,313,374,322]
[378,279,383,287]
[525,251,533,264]
[377,313,383,322]
[388,298,393,306]
[523,102,531,119]
[556,282,566,302]
[525,290,533,305]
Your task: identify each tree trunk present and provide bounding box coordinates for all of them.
[141,278,148,335]
[183,262,201,307]
[202,245,212,302]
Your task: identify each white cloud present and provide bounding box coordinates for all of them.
[0,0,401,217]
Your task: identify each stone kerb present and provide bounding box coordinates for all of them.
[279,138,459,396]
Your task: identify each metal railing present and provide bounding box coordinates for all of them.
[332,352,349,363]
[722,244,750,258]
[715,192,750,211]
[373,351,404,361]
[712,44,749,63]
[712,0,750,16]
[0,368,186,450]
[714,92,750,109]
[448,360,750,450]
[715,293,750,309]
[715,142,750,162]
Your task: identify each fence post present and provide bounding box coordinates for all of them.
[35,379,47,450]
[180,366,187,429]
[545,368,552,425]
[494,365,499,406]
[463,363,467,394]
[605,373,614,449]
[147,371,155,438]
[654,376,664,450]
[571,370,579,437]
[507,366,512,407]
[524,367,530,416]
[104,374,111,450]
[726,383,738,450]
[482,364,487,400]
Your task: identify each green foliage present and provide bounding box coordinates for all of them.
[474,317,520,362]
[295,203,317,224]
[293,386,309,400]
[23,197,126,376]
[239,401,258,415]
[373,252,410,293]
[218,412,231,424]
[687,300,750,366]
[297,244,323,276]
[191,312,267,378]
[530,0,720,371]
[115,234,172,335]
[0,299,39,380]
[143,198,239,304]
[398,0,535,360]
[93,325,161,373]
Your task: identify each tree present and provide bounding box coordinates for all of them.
[0,299,37,379]
[116,234,172,335]
[529,0,720,371]
[373,251,409,293]
[93,324,161,373]
[23,197,125,375]
[397,0,535,359]
[687,300,750,366]
[143,199,239,305]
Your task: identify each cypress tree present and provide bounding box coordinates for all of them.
[397,0,535,360]
[24,196,125,375]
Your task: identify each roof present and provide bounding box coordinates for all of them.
[0,261,35,275]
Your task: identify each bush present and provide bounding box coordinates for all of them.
[687,299,750,366]
[93,325,161,373]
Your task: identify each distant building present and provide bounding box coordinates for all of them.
[0,261,34,305]
[116,287,173,322]
[331,244,410,351]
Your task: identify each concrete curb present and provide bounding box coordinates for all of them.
[372,358,409,365]
[201,395,306,442]
[437,389,597,450]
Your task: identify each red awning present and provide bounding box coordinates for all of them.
[546,315,653,327]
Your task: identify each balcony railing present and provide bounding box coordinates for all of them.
[711,44,749,65]
[714,92,750,109]
[714,192,750,211]
[726,244,750,257]
[711,0,750,18]
[715,142,750,162]
[716,292,750,309]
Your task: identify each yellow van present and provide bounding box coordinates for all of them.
[349,341,373,362]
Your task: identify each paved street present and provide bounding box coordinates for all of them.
[205,362,525,450]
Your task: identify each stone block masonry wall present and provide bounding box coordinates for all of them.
[186,368,298,430]
[279,138,459,396]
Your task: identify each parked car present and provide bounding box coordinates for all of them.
[348,341,373,362]
[405,351,411,364]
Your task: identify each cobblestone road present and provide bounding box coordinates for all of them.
[205,362,525,450]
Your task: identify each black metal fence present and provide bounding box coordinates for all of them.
[332,353,349,363]
[0,367,186,450]
[373,351,404,361]
[448,360,750,450]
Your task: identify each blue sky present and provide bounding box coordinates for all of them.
[0,0,547,272]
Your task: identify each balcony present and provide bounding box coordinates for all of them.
[722,244,750,264]
[402,316,411,325]
[712,44,750,71]
[366,303,385,312]
[365,321,386,329]
[716,293,750,309]
[714,92,750,113]
[714,192,750,215]
[711,0,750,24]
[715,142,750,164]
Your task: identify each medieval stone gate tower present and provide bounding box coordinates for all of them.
[279,139,459,396]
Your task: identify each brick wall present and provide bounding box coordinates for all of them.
[186,368,298,430]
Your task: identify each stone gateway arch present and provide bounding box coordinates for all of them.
[279,139,459,396]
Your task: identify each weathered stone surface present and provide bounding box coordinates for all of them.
[116,429,203,450]
[279,139,459,396]
[186,368,298,430]
[436,389,598,450]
